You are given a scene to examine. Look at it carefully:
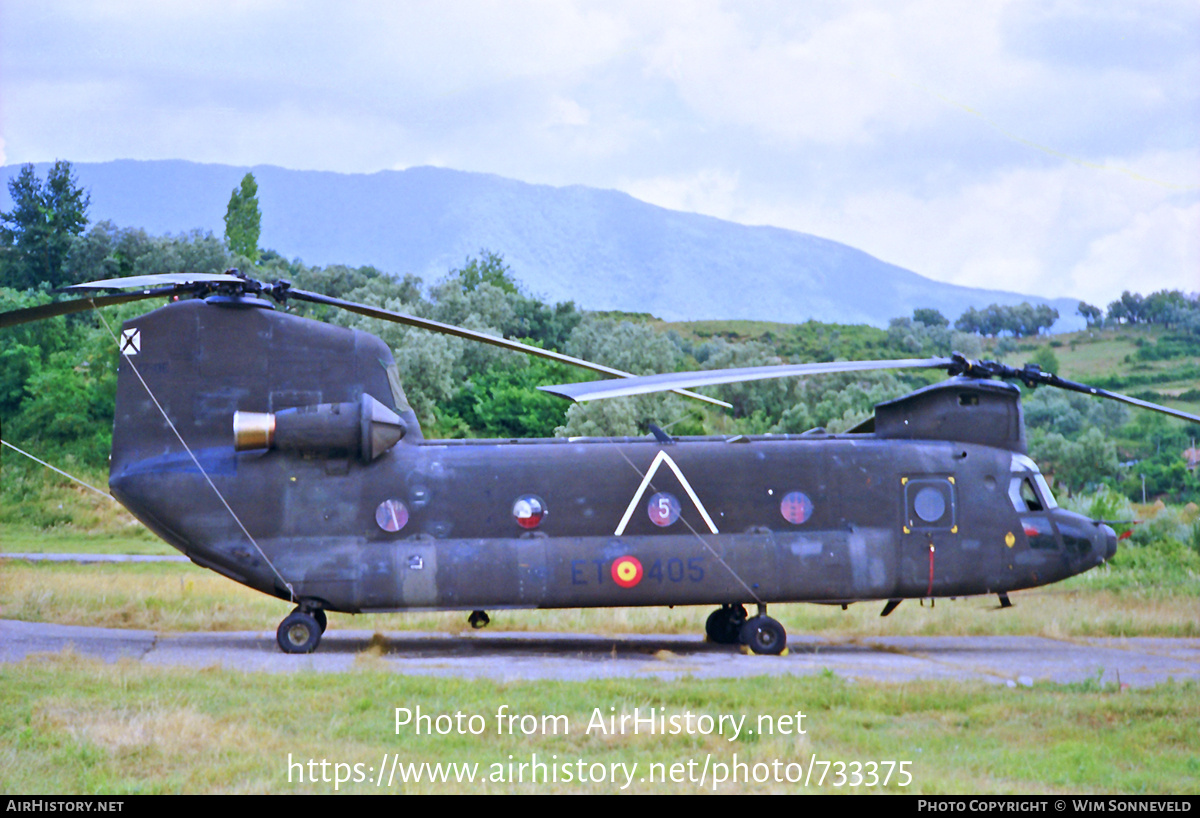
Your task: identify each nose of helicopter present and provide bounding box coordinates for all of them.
[1100,523,1118,562]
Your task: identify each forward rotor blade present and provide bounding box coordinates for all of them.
[955,359,1200,425]
[1033,373,1200,425]
[539,358,954,402]
[0,290,172,329]
[283,288,733,409]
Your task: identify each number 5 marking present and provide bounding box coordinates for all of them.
[614,450,719,536]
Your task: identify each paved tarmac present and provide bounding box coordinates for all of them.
[4,552,190,563]
[3,620,1197,686]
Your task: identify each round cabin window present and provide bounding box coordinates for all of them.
[913,486,946,523]
[647,492,681,527]
[780,491,814,525]
[512,495,547,529]
[375,499,409,532]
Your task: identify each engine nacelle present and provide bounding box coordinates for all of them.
[233,393,405,463]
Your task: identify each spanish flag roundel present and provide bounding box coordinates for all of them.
[611,556,643,588]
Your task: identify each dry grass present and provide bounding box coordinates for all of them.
[3,488,1196,639]
[1,558,1195,638]
[40,702,225,755]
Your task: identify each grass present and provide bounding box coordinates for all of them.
[655,320,1200,410]
[2,655,1196,794]
[5,483,1197,637]
[659,318,894,363]
[2,540,1196,638]
[3,457,1197,638]
[3,325,1198,796]
[2,481,1196,638]
[0,462,167,552]
[993,326,1200,413]
[2,527,175,555]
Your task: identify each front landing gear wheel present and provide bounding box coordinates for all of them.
[739,615,786,655]
[277,610,322,654]
[705,604,747,644]
[468,610,490,629]
[313,609,328,634]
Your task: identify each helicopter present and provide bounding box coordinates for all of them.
[3,271,1196,656]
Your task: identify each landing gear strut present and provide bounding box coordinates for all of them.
[277,607,323,654]
[706,603,788,655]
[705,604,747,644]
[739,613,786,655]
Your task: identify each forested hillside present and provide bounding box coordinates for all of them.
[3,163,1198,503]
[0,159,1085,329]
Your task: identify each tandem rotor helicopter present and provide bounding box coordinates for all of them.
[3,271,1197,655]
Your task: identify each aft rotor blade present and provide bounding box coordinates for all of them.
[64,272,247,291]
[0,290,173,329]
[539,358,954,402]
[2,272,246,329]
[283,287,733,409]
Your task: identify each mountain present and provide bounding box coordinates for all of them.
[1,159,1082,328]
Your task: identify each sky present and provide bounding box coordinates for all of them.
[1,0,1196,308]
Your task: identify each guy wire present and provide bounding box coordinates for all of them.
[1,439,114,500]
[611,438,764,606]
[92,302,295,601]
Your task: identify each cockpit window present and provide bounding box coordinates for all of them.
[1007,454,1058,511]
[1011,453,1039,472]
[1032,473,1058,509]
[384,363,413,413]
[1010,477,1034,511]
[1008,474,1058,512]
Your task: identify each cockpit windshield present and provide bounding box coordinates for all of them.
[1008,454,1058,512]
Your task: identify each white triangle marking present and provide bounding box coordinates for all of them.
[614,450,719,536]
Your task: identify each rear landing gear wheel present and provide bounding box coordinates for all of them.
[739,615,786,655]
[468,610,490,629]
[313,608,328,634]
[705,604,747,644]
[277,609,322,654]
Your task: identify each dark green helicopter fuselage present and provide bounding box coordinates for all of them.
[108,298,1116,616]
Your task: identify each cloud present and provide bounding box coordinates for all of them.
[2,1,1196,306]
[1071,202,1200,300]
[546,97,592,129]
[620,168,741,218]
[618,148,1199,306]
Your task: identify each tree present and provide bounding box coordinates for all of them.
[1030,345,1059,374]
[1030,428,1119,496]
[955,302,1057,337]
[0,161,91,289]
[224,173,261,262]
[449,250,519,294]
[1107,291,1143,324]
[1077,301,1103,328]
[955,306,982,335]
[912,307,949,328]
[1142,290,1189,327]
